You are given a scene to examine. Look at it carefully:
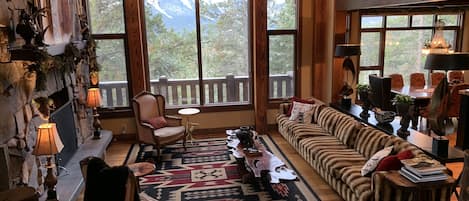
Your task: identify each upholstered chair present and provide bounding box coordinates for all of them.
[132,91,186,159]
[80,156,139,201]
[449,71,464,84]
[431,72,446,86]
[409,73,426,88]
[389,73,404,89]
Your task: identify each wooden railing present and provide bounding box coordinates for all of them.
[99,74,293,107]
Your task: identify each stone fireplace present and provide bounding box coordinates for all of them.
[0,57,92,192]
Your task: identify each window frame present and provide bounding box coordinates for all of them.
[88,0,132,117]
[358,11,464,84]
[267,0,300,103]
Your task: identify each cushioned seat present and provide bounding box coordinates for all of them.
[317,149,366,179]
[298,136,347,164]
[339,165,372,201]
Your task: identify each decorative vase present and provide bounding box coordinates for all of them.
[395,103,411,137]
[359,91,370,118]
[23,71,37,101]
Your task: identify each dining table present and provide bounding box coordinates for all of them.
[391,86,434,129]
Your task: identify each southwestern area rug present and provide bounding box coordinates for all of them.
[125,135,319,201]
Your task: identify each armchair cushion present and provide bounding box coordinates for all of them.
[143,116,168,129]
[153,126,186,144]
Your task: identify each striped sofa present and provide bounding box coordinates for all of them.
[276,101,453,201]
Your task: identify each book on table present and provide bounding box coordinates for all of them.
[399,167,448,183]
[399,157,448,183]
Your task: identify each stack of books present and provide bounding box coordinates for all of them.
[399,158,448,183]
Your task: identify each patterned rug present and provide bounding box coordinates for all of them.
[125,135,319,201]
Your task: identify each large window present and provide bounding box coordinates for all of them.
[144,0,250,107]
[89,0,129,108]
[358,13,462,85]
[268,0,297,99]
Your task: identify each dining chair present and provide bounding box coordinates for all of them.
[409,73,426,88]
[132,91,186,159]
[447,83,469,118]
[389,74,404,89]
[449,71,464,84]
[431,72,446,87]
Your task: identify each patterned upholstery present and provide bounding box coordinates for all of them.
[276,103,449,201]
[409,73,426,88]
[431,72,446,86]
[389,74,404,89]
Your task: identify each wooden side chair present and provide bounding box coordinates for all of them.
[431,72,446,86]
[447,83,469,118]
[449,71,464,84]
[389,73,404,89]
[410,73,426,88]
[132,91,186,159]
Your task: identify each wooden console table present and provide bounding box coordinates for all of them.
[383,171,454,201]
[331,103,465,164]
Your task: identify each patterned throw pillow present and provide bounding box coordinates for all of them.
[289,101,314,121]
[143,116,167,129]
[286,97,315,116]
[361,146,393,176]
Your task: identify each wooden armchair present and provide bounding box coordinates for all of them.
[132,91,186,159]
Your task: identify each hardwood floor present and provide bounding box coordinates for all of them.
[76,130,463,201]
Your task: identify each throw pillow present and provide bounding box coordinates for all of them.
[361,146,393,176]
[143,116,167,129]
[289,101,314,121]
[303,109,315,124]
[375,150,415,171]
[396,150,415,160]
[287,97,315,116]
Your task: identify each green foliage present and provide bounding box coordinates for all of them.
[392,94,413,105]
[356,83,370,93]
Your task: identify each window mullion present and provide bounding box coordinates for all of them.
[195,0,204,106]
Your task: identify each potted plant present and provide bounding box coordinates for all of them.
[392,94,414,137]
[356,84,371,118]
[392,94,414,116]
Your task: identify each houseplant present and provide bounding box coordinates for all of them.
[356,83,371,118]
[392,94,414,137]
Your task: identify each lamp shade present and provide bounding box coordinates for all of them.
[335,44,361,57]
[424,53,469,70]
[32,123,64,156]
[86,88,102,108]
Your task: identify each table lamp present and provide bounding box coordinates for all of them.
[32,123,64,201]
[424,53,469,136]
[335,44,361,107]
[86,88,102,139]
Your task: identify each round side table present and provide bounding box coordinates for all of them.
[178,108,200,143]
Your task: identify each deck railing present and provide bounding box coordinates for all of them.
[99,74,293,107]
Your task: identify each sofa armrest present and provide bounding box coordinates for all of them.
[279,103,291,115]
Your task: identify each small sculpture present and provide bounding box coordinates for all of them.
[235,126,254,148]
[16,9,37,49]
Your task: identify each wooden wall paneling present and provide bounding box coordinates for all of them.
[124,0,147,97]
[312,0,335,102]
[332,11,347,103]
[253,0,268,134]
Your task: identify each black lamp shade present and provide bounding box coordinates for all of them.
[335,44,361,57]
[424,53,469,70]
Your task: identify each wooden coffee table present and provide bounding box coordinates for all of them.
[226,129,297,183]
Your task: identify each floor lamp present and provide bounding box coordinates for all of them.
[424,53,469,137]
[335,44,361,108]
[32,123,64,201]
